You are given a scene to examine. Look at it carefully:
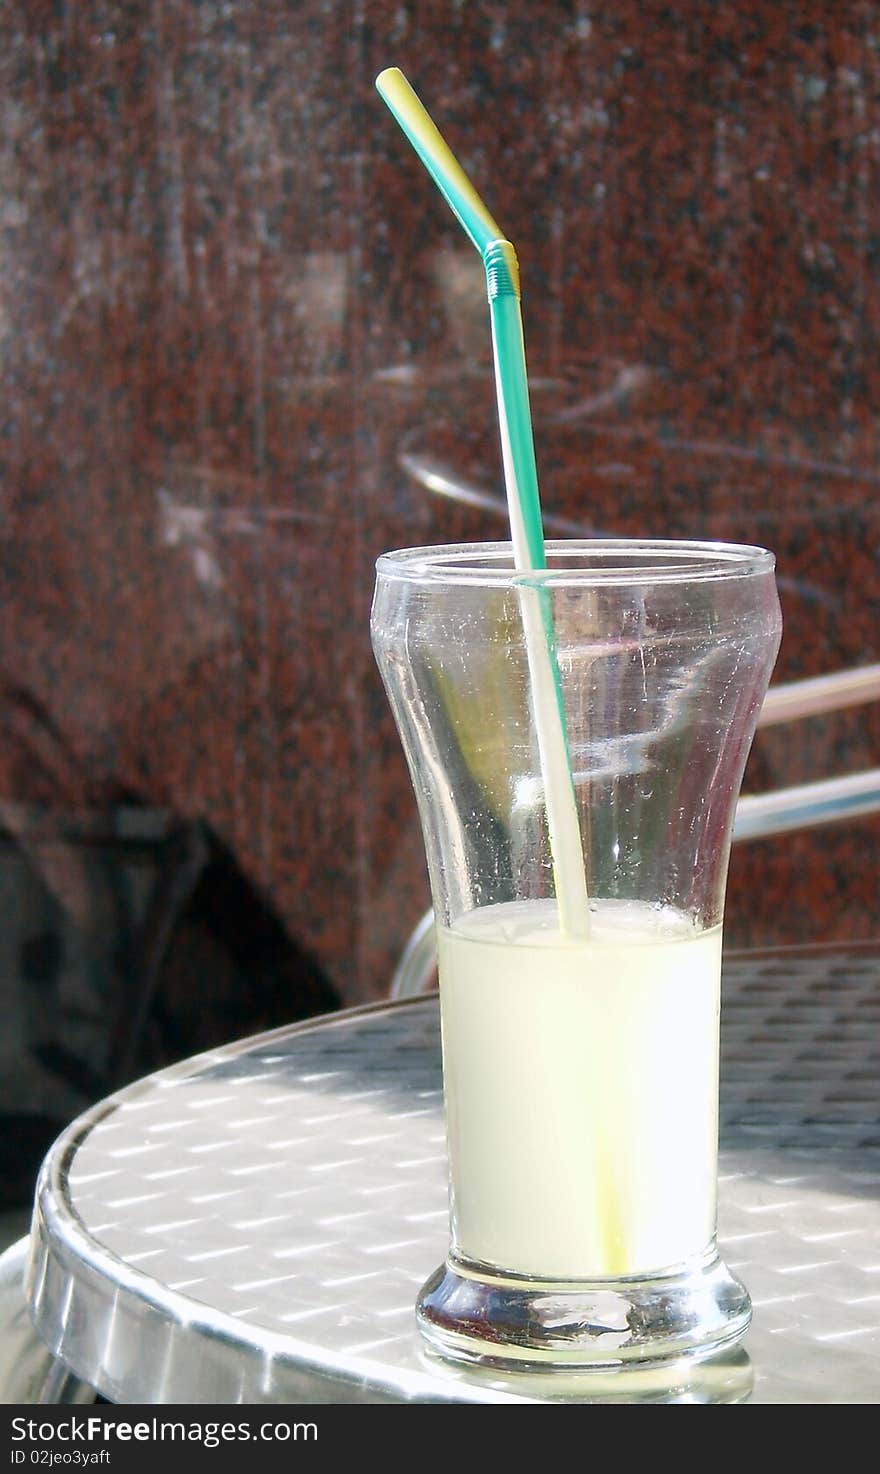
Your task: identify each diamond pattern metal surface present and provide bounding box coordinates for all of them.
[26,949,880,1403]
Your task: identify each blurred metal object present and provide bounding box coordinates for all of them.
[758,663,880,726]
[398,450,591,532]
[390,653,880,999]
[388,909,437,1002]
[734,769,880,842]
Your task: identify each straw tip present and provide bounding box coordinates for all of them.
[375,66,404,94]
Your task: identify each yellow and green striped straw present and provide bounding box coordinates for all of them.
[376,67,590,937]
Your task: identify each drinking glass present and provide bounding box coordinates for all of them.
[371,540,781,1368]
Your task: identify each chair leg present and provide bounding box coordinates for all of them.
[106,822,211,1089]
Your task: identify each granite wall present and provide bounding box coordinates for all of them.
[2,1,879,1016]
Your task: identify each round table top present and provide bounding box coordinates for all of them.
[26,946,880,1403]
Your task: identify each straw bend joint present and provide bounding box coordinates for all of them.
[483,239,521,302]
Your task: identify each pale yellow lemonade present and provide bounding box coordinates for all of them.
[437,898,722,1281]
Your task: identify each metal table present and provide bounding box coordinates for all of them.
[22,945,880,1403]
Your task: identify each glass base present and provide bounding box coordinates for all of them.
[416,1243,751,1371]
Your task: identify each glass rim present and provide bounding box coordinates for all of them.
[375,539,777,588]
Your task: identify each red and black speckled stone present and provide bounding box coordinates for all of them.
[1,1,879,1007]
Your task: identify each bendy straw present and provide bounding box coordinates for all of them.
[376,67,590,936]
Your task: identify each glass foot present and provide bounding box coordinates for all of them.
[416,1244,751,1371]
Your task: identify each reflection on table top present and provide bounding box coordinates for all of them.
[27,944,880,1404]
